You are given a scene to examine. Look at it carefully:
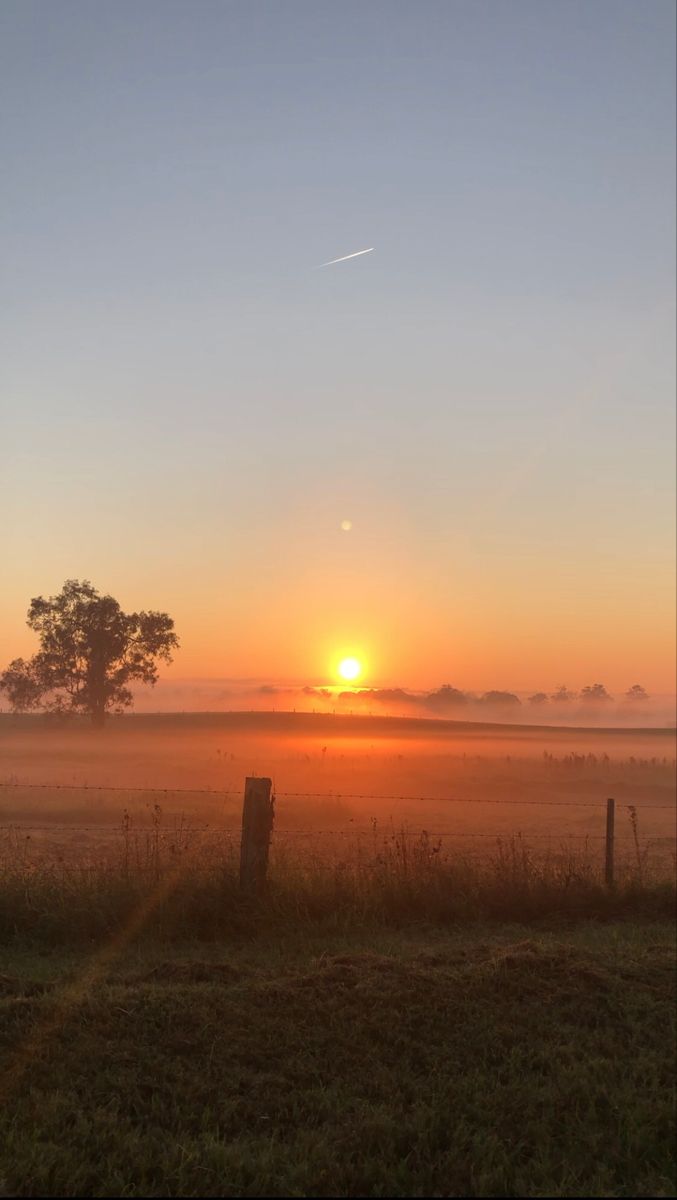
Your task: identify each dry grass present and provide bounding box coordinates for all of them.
[0,815,673,946]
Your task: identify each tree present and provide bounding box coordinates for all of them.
[478,690,521,707]
[580,683,612,702]
[551,685,576,703]
[528,692,549,705]
[0,658,45,713]
[425,684,469,710]
[625,684,649,702]
[0,579,178,727]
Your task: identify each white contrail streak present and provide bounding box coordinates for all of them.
[318,247,374,267]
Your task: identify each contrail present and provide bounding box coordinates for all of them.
[318,247,374,267]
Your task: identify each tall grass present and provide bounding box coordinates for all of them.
[0,815,673,944]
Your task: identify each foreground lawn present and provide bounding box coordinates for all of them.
[0,922,674,1197]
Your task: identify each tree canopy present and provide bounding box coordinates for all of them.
[0,579,178,726]
[580,683,613,702]
[479,690,521,707]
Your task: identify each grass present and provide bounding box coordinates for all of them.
[0,830,674,1195]
[0,823,674,945]
[0,921,674,1197]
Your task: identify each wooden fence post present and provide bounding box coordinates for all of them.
[239,777,274,891]
[605,797,615,888]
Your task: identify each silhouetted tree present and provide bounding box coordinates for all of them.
[625,684,649,701]
[551,685,577,702]
[527,692,549,705]
[580,683,612,702]
[425,684,469,710]
[0,579,178,727]
[372,688,418,706]
[0,658,44,713]
[478,690,521,707]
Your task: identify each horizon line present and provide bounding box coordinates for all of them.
[2,709,674,734]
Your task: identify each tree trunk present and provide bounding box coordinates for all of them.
[88,625,107,728]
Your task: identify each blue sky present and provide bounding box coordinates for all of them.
[1,0,675,692]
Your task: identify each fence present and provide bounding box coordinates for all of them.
[1,777,675,889]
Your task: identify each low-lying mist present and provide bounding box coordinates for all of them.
[126,678,677,728]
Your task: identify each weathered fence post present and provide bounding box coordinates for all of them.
[605,797,615,888]
[239,777,274,891]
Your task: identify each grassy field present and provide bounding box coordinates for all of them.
[0,837,675,1198]
[0,920,674,1197]
[0,716,674,1195]
[1,818,675,944]
[1,712,675,880]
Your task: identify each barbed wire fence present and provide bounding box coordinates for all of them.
[0,779,674,808]
[0,778,675,887]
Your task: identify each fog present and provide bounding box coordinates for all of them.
[1,713,674,873]
[125,678,677,729]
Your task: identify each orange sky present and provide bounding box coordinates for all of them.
[1,3,675,703]
[1,516,674,696]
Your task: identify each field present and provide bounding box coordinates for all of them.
[1,923,675,1197]
[0,713,675,1196]
[1,712,675,873]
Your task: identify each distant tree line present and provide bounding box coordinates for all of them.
[429,682,650,710]
[528,683,649,705]
[305,682,652,711]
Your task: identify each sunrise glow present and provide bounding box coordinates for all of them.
[337,657,362,682]
[0,9,675,1193]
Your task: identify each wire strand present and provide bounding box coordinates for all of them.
[0,781,673,810]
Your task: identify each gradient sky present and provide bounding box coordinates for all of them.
[1,0,675,694]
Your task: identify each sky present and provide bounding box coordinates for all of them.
[1,0,675,697]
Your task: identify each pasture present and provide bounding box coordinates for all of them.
[1,712,675,873]
[0,713,675,1196]
[0,922,675,1197]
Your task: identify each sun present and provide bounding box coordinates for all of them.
[337,656,362,682]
